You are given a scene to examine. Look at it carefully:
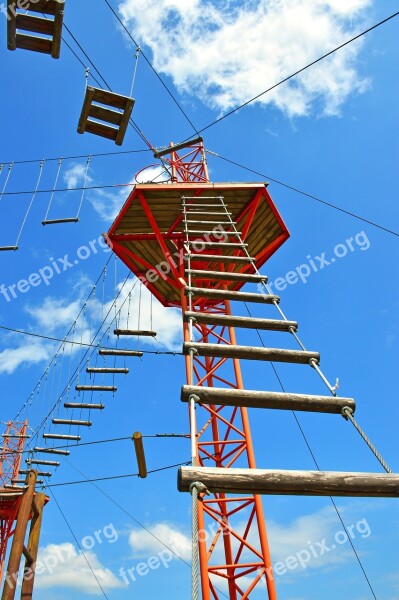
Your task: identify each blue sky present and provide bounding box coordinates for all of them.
[0,0,398,598]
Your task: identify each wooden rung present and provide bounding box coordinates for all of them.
[33,447,70,456]
[64,403,105,410]
[186,254,254,263]
[184,204,223,208]
[86,367,129,374]
[75,385,117,392]
[10,480,43,486]
[114,329,157,337]
[15,34,53,54]
[2,433,30,438]
[186,269,267,284]
[186,231,241,237]
[0,246,19,252]
[184,312,298,332]
[185,220,232,225]
[99,349,143,357]
[184,342,320,365]
[27,459,60,467]
[178,467,399,498]
[181,385,356,414]
[16,15,54,36]
[23,0,64,16]
[20,470,52,477]
[42,218,79,225]
[187,241,247,247]
[78,86,135,146]
[185,287,279,304]
[132,432,147,478]
[52,419,92,427]
[153,136,203,158]
[185,211,232,216]
[43,434,81,441]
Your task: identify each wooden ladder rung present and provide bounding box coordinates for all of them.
[185,211,232,216]
[185,220,232,225]
[43,433,81,441]
[186,269,267,284]
[0,246,19,252]
[75,385,117,392]
[184,312,298,332]
[16,15,54,36]
[186,231,241,237]
[89,104,123,126]
[184,342,320,365]
[99,349,143,357]
[185,287,279,304]
[15,34,53,55]
[64,403,105,410]
[42,218,79,225]
[181,385,356,414]
[33,447,70,456]
[10,479,43,486]
[52,419,92,427]
[26,0,64,16]
[186,254,254,263]
[178,467,399,497]
[20,470,52,477]
[86,367,129,374]
[84,120,118,141]
[114,329,157,337]
[188,241,248,248]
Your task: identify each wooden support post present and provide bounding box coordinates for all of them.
[132,432,147,478]
[1,471,37,600]
[178,467,399,497]
[20,493,46,600]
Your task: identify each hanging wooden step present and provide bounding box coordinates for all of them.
[33,447,70,456]
[185,211,232,216]
[78,87,135,146]
[64,403,105,410]
[20,470,52,477]
[184,312,298,332]
[185,287,279,304]
[52,419,92,427]
[186,220,232,225]
[184,342,320,365]
[99,349,143,357]
[2,433,30,439]
[114,329,157,337]
[184,204,225,208]
[186,254,254,264]
[187,241,248,248]
[26,459,60,467]
[11,480,43,486]
[0,246,18,252]
[181,385,356,414]
[75,385,117,392]
[7,0,65,59]
[43,433,81,441]
[86,367,129,374]
[186,231,241,237]
[42,218,79,226]
[186,269,267,284]
[178,467,399,497]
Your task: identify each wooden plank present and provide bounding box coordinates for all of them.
[51,0,65,59]
[178,467,399,497]
[184,342,320,365]
[26,0,64,16]
[20,492,46,599]
[16,15,53,35]
[15,34,52,54]
[181,385,355,414]
[114,329,157,337]
[75,385,117,392]
[84,120,118,141]
[185,286,279,304]
[187,254,254,264]
[77,87,96,134]
[184,312,298,332]
[92,88,132,110]
[133,432,147,478]
[7,3,17,51]
[115,98,135,146]
[186,269,267,284]
[89,104,123,126]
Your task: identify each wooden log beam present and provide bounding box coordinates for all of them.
[132,432,147,478]
[186,269,267,284]
[178,467,399,497]
[184,311,298,332]
[181,385,356,414]
[20,493,46,600]
[185,287,279,304]
[184,342,320,365]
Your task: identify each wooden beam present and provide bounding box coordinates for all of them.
[184,342,320,365]
[154,137,204,158]
[181,385,356,414]
[184,311,298,332]
[178,467,399,497]
[186,269,267,284]
[20,493,46,600]
[132,432,147,478]
[185,286,280,304]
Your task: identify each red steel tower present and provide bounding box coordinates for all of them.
[107,139,290,599]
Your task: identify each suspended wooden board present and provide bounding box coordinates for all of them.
[107,183,290,307]
[7,0,65,59]
[78,87,135,146]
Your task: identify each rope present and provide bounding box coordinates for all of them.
[189,482,209,600]
[15,160,44,247]
[43,158,63,221]
[75,155,92,218]
[0,162,14,201]
[342,407,392,473]
[130,46,141,98]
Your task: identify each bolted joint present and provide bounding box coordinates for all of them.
[341,406,354,421]
[189,481,210,499]
[189,394,201,405]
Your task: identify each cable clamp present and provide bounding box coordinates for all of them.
[189,481,210,500]
[341,406,353,420]
[189,394,201,405]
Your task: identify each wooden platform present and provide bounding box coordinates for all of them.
[107,183,289,306]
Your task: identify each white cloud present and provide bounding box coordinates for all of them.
[63,163,92,189]
[0,340,55,375]
[128,523,191,560]
[35,542,123,595]
[118,0,372,117]
[89,187,128,222]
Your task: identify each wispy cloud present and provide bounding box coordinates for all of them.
[118,0,372,118]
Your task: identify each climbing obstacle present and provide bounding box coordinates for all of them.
[78,87,134,146]
[7,0,65,59]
